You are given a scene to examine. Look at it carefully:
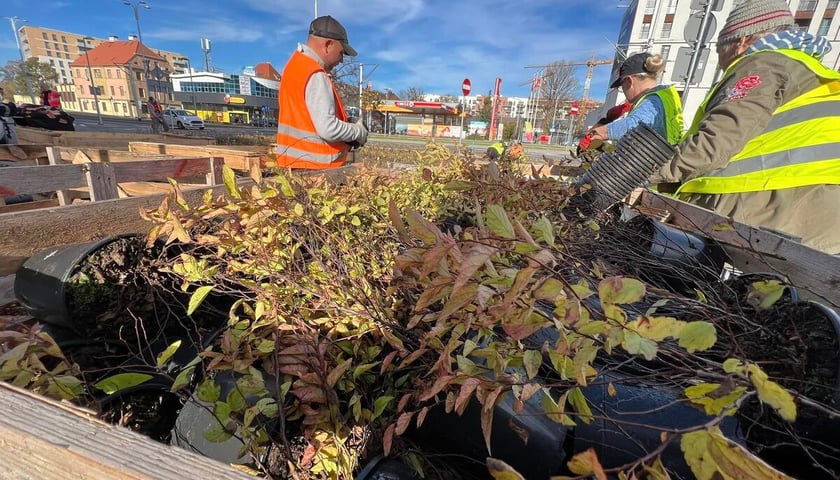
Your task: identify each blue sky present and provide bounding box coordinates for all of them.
[1,0,628,100]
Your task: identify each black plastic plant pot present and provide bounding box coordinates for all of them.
[14,234,141,329]
[577,124,675,211]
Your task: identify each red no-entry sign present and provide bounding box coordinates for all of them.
[462,78,471,96]
[570,103,579,115]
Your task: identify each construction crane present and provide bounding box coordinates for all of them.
[526,53,614,130]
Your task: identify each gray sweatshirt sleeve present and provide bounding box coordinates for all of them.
[304,72,366,144]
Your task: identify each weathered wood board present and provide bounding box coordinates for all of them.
[128,142,268,171]
[16,127,216,148]
[0,383,253,480]
[630,189,840,308]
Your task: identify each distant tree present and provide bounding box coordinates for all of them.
[537,61,580,133]
[399,87,425,101]
[332,61,362,112]
[438,94,459,103]
[0,58,58,102]
[476,90,493,122]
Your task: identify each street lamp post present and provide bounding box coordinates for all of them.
[123,1,151,107]
[6,16,36,104]
[79,37,103,125]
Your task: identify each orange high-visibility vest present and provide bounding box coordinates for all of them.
[276,51,349,169]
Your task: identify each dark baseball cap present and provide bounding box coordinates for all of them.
[609,52,652,88]
[309,15,357,57]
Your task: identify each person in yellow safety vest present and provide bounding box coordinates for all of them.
[486,142,506,160]
[652,0,840,255]
[587,53,685,147]
[275,15,367,170]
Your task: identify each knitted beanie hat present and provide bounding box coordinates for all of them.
[718,0,794,45]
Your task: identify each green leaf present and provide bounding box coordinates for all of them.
[372,396,394,421]
[197,379,222,403]
[598,276,646,305]
[486,204,515,239]
[222,165,241,199]
[94,373,153,395]
[171,365,196,392]
[532,216,555,245]
[747,364,797,421]
[533,278,566,302]
[748,280,786,311]
[156,340,182,368]
[276,174,295,198]
[678,321,717,353]
[523,350,542,380]
[188,285,214,316]
[685,383,747,416]
[227,388,246,412]
[622,331,658,360]
[353,362,380,380]
[723,358,746,374]
[568,387,593,424]
[204,424,233,443]
[567,448,607,480]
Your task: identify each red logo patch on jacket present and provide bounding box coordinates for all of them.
[726,75,762,100]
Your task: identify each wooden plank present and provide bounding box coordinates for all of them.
[0,164,87,196]
[128,143,266,171]
[16,127,216,148]
[62,148,175,164]
[110,157,217,183]
[47,147,72,206]
[86,162,119,201]
[631,189,840,308]
[0,198,60,214]
[0,144,49,162]
[207,157,224,185]
[0,383,253,480]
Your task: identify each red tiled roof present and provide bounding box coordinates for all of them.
[255,62,281,81]
[70,40,165,68]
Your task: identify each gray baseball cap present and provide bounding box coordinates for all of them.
[309,15,357,57]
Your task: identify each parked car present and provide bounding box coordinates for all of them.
[250,117,276,127]
[162,109,205,130]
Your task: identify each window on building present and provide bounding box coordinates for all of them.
[136,71,142,81]
[116,69,122,78]
[61,69,66,78]
[119,86,125,96]
[794,18,811,32]
[645,0,656,14]
[818,18,831,36]
[798,0,818,11]
[49,59,54,66]
[102,102,107,112]
[44,41,50,49]
[139,88,145,97]
[829,0,839,8]
[94,69,102,78]
[640,21,652,38]
[54,43,59,50]
[110,86,115,96]
[58,60,64,67]
[667,0,678,14]
[52,34,57,41]
[107,69,112,78]
[63,45,68,52]
[661,45,671,60]
[661,21,673,38]
[42,32,48,39]
[61,35,66,42]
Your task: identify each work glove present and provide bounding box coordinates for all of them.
[605,102,632,122]
[349,117,368,149]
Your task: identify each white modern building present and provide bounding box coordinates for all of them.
[595,0,840,126]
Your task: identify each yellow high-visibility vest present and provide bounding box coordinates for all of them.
[676,49,840,196]
[631,85,684,145]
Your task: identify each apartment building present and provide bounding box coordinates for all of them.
[68,40,170,119]
[599,0,840,125]
[17,25,190,87]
